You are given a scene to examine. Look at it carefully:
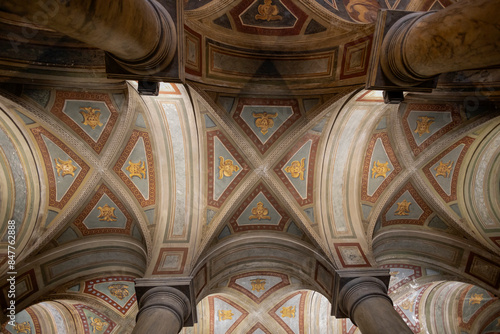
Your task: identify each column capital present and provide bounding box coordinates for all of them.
[134,277,197,326]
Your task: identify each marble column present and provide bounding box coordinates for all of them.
[0,0,177,74]
[132,286,191,334]
[381,0,500,86]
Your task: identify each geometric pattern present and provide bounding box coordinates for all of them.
[458,285,496,329]
[113,130,155,207]
[395,285,428,333]
[83,276,137,315]
[381,264,422,294]
[0,269,38,311]
[185,25,202,76]
[1,308,41,334]
[247,322,272,334]
[74,304,116,334]
[31,127,90,209]
[381,182,433,227]
[152,247,188,275]
[209,295,249,334]
[401,103,461,156]
[230,0,307,36]
[50,91,118,154]
[423,136,474,202]
[342,319,357,334]
[228,272,290,304]
[233,98,302,154]
[334,243,371,268]
[340,35,373,80]
[73,184,133,236]
[274,133,319,206]
[269,291,307,334]
[229,183,289,232]
[465,252,500,289]
[361,132,402,203]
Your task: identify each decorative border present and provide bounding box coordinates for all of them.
[334,243,371,268]
[185,25,202,77]
[268,291,306,334]
[395,284,429,333]
[423,136,474,202]
[361,132,402,203]
[152,247,188,275]
[229,0,308,36]
[73,184,133,236]
[233,97,302,154]
[229,183,289,232]
[381,182,433,227]
[274,133,319,206]
[159,83,181,95]
[402,103,461,156]
[209,295,249,334]
[31,127,90,209]
[113,130,155,207]
[340,35,373,80]
[228,271,290,304]
[83,276,137,315]
[50,91,118,154]
[465,252,500,288]
[207,130,250,208]
[0,269,38,310]
[380,264,422,294]
[458,284,496,329]
[342,319,357,334]
[74,304,116,334]
[247,322,272,334]
[1,308,41,334]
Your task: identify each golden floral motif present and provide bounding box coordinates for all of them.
[469,293,484,305]
[371,160,390,179]
[389,271,399,276]
[285,158,306,180]
[97,203,117,222]
[250,278,266,292]
[394,199,411,216]
[108,284,129,300]
[252,112,278,135]
[414,116,435,137]
[400,297,415,312]
[80,107,103,129]
[13,322,31,334]
[281,306,296,318]
[255,0,282,21]
[249,201,271,220]
[55,158,78,177]
[218,156,239,179]
[218,310,234,321]
[89,317,108,333]
[126,160,147,179]
[434,160,454,178]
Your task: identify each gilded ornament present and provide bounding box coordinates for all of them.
[97,204,117,222]
[54,158,78,177]
[80,107,103,129]
[469,293,484,305]
[394,199,411,216]
[108,284,129,300]
[401,297,415,312]
[252,112,278,135]
[89,317,108,333]
[250,278,266,292]
[126,160,147,179]
[255,0,282,21]
[218,156,239,179]
[285,157,306,180]
[13,322,31,334]
[414,116,435,137]
[434,160,454,178]
[389,271,399,276]
[371,160,391,179]
[249,201,271,220]
[281,306,296,318]
[218,310,234,321]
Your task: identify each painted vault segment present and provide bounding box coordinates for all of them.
[209,295,249,334]
[113,130,155,207]
[83,276,137,315]
[275,134,319,205]
[2,309,40,334]
[233,98,302,154]
[228,272,290,303]
[50,91,119,154]
[247,323,272,334]
[382,182,432,227]
[74,304,116,334]
[207,130,249,208]
[382,264,423,294]
[269,291,306,334]
[395,285,428,332]
[31,127,90,209]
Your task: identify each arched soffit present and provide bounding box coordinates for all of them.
[0,98,42,265]
[317,89,387,267]
[138,83,202,278]
[187,82,360,269]
[191,233,336,303]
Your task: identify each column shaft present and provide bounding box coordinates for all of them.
[132,307,182,334]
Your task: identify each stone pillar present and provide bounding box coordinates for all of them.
[133,278,197,334]
[0,0,177,74]
[332,269,412,334]
[381,0,500,86]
